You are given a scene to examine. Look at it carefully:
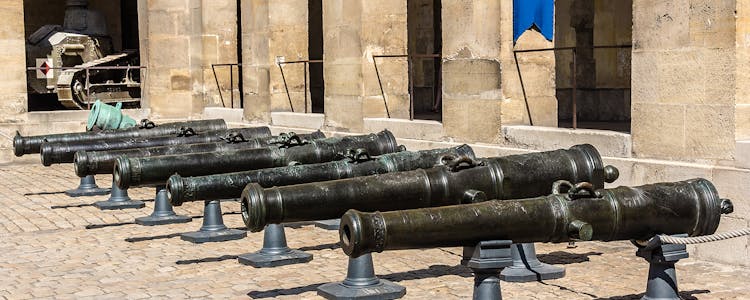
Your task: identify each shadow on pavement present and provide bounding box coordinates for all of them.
[25,191,66,196]
[298,242,340,251]
[248,283,322,299]
[538,251,604,265]
[176,255,239,265]
[594,289,710,300]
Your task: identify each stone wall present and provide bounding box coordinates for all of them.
[0,0,28,122]
[631,0,736,161]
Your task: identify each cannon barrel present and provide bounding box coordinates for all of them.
[340,179,734,257]
[241,144,619,232]
[115,130,400,189]
[168,145,475,206]
[74,131,326,177]
[13,119,227,156]
[40,126,272,166]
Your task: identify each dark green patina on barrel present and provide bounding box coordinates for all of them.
[115,130,400,189]
[339,179,734,257]
[74,131,326,177]
[14,119,227,157]
[167,145,475,206]
[240,144,619,232]
[40,126,272,166]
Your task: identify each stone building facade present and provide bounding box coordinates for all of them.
[0,0,748,266]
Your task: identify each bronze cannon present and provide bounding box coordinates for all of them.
[40,126,272,166]
[167,145,475,206]
[73,131,325,177]
[14,119,227,156]
[339,179,734,257]
[114,130,400,189]
[240,144,619,232]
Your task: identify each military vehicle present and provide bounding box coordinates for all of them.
[26,0,141,109]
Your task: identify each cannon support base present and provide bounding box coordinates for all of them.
[180,200,245,243]
[462,240,513,300]
[93,181,144,210]
[313,219,341,230]
[500,243,565,282]
[135,186,192,226]
[317,253,406,300]
[65,175,111,197]
[636,234,689,300]
[238,224,312,267]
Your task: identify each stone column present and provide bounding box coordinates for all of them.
[498,0,557,127]
[268,0,309,113]
[137,0,149,110]
[0,0,28,122]
[441,0,503,142]
[201,0,239,108]
[323,0,365,131]
[361,0,408,120]
[241,0,271,123]
[143,0,205,119]
[736,0,750,141]
[242,0,310,122]
[631,0,736,161]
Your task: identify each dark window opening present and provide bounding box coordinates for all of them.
[407,0,442,122]
[24,0,141,111]
[554,0,632,133]
[308,0,324,113]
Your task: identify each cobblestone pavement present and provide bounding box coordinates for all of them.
[0,164,749,299]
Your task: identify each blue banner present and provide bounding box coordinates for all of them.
[513,0,554,43]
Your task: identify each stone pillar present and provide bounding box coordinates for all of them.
[241,0,272,123]
[137,0,149,110]
[361,0,408,120]
[441,0,503,142]
[242,0,309,122]
[631,0,736,161]
[201,0,239,108]
[143,0,205,119]
[498,0,557,128]
[0,0,28,122]
[736,0,750,141]
[268,0,309,113]
[323,0,365,131]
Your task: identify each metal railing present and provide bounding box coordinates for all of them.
[277,59,324,113]
[513,45,631,129]
[210,63,242,108]
[26,65,146,110]
[373,54,442,120]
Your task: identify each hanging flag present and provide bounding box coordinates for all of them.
[513,0,554,43]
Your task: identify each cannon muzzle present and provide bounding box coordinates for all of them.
[340,178,732,257]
